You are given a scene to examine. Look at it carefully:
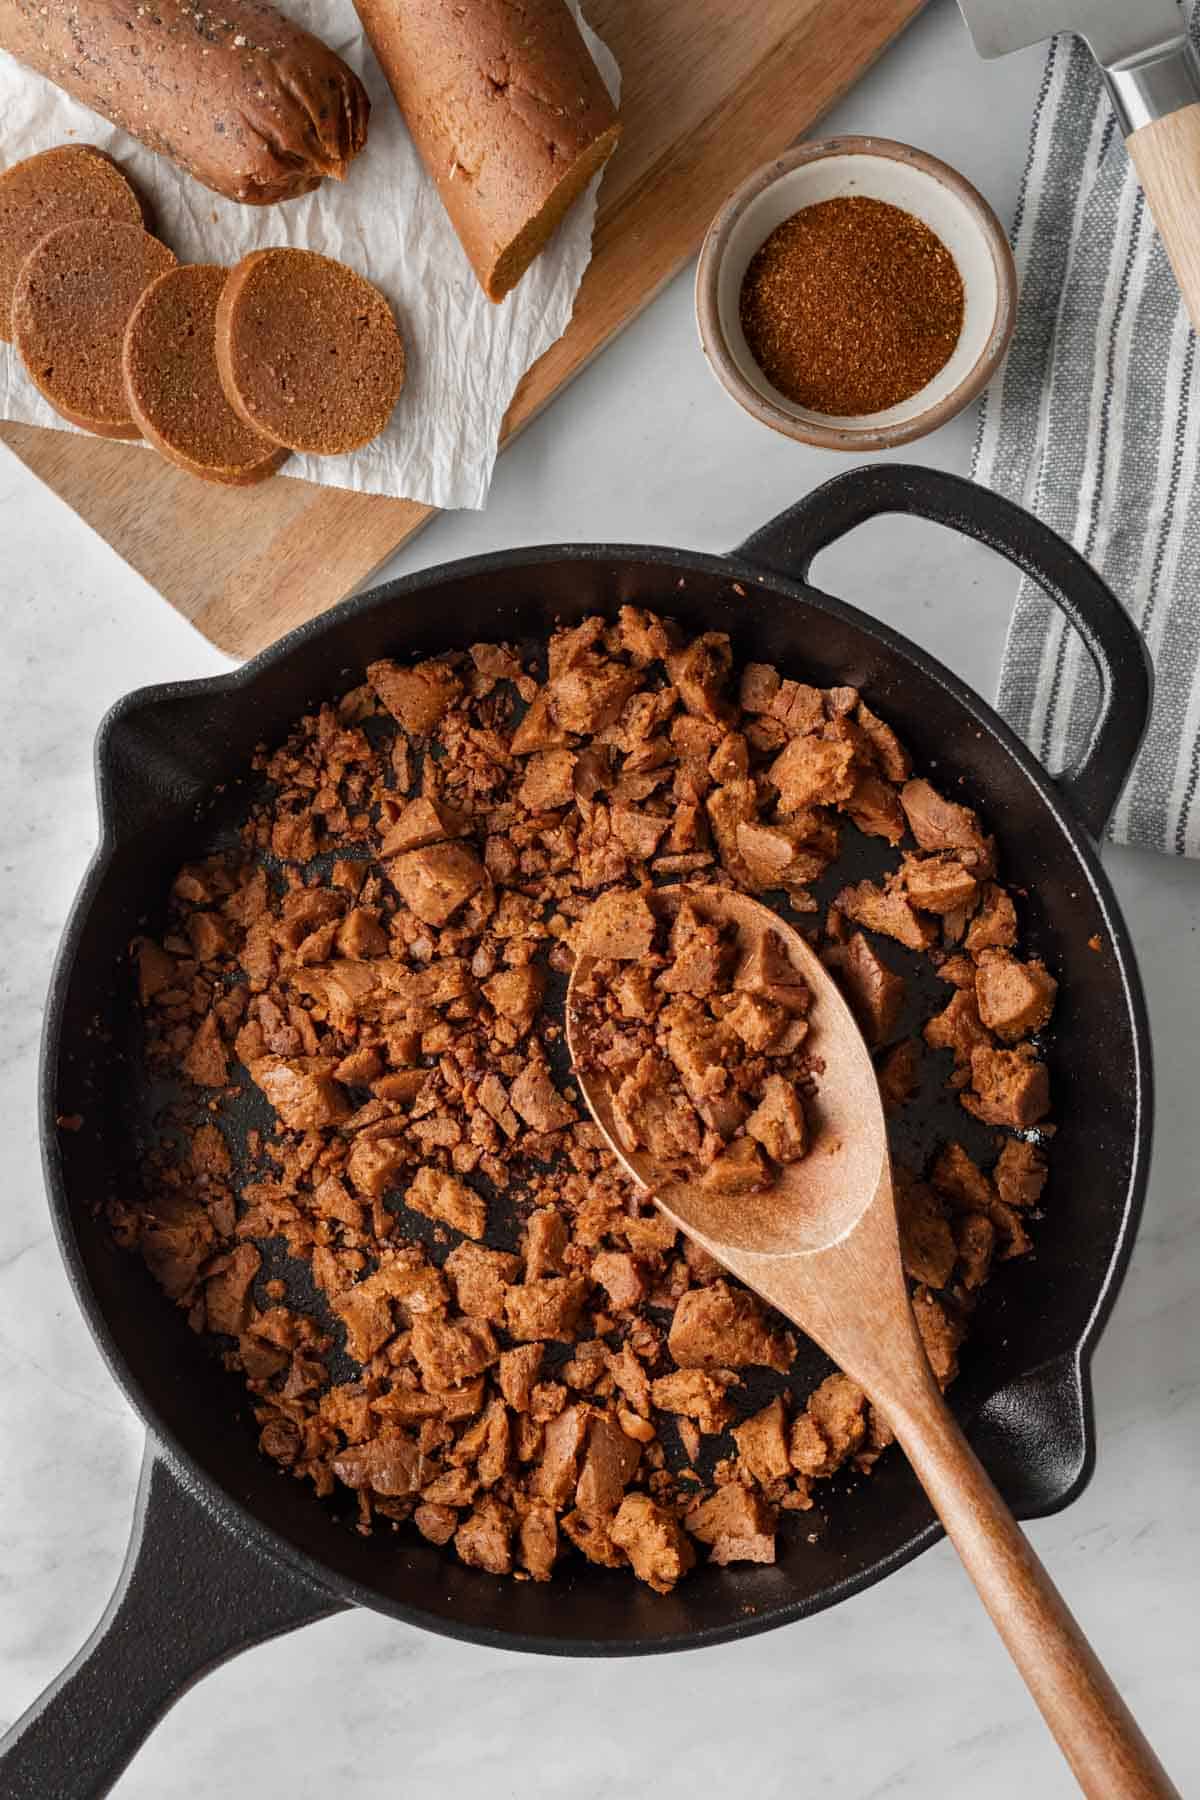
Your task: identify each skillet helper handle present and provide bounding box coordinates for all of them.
[0,1444,345,1800]
[1116,43,1200,333]
[735,464,1152,840]
[888,1381,1181,1800]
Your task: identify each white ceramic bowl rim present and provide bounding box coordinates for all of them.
[696,137,1017,451]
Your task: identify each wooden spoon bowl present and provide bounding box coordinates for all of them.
[568,887,885,1257]
[566,886,1177,1800]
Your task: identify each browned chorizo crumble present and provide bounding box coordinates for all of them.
[570,889,818,1193]
[119,605,1055,1592]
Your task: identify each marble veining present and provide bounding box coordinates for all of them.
[1,4,1197,1792]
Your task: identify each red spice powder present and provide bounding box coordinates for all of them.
[739,195,965,417]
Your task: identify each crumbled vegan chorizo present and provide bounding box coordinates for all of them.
[405,1166,487,1240]
[900,779,991,857]
[825,931,904,1046]
[182,1010,229,1087]
[650,1369,734,1435]
[505,1275,590,1343]
[127,607,1054,1592]
[769,734,857,811]
[844,770,907,845]
[576,887,658,961]
[454,1498,513,1575]
[333,1433,430,1498]
[932,1140,1033,1262]
[974,951,1057,1041]
[571,890,815,1190]
[410,1315,498,1390]
[483,964,544,1033]
[877,1037,921,1112]
[531,1403,590,1505]
[894,1171,957,1289]
[381,795,469,854]
[668,1283,794,1373]
[739,662,780,713]
[509,1060,578,1133]
[387,842,488,927]
[517,1501,559,1580]
[964,1044,1050,1128]
[901,852,980,916]
[966,883,1018,954]
[912,1288,965,1386]
[610,1493,696,1593]
[590,1249,646,1311]
[368,658,463,734]
[732,1395,793,1484]
[686,1481,777,1565]
[836,878,938,951]
[444,1241,520,1323]
[745,1076,809,1164]
[576,1413,642,1515]
[924,988,992,1076]
[993,1139,1048,1209]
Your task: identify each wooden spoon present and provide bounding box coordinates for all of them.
[566,887,1178,1800]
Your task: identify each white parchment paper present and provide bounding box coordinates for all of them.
[0,4,617,508]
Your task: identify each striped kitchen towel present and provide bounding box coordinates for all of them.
[973,7,1200,858]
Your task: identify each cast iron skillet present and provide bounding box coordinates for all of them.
[2,466,1152,1799]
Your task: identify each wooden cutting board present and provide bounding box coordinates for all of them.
[0,0,925,658]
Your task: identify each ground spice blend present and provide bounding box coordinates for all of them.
[739,195,965,417]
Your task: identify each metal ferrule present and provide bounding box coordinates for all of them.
[1105,36,1200,137]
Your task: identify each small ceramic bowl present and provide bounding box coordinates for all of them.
[695,136,1017,452]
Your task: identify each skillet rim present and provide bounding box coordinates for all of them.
[38,537,1153,1656]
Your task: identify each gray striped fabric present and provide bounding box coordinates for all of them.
[973,9,1200,857]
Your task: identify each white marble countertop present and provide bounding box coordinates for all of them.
[2,2,1198,1793]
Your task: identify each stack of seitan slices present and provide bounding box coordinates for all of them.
[2,146,406,485]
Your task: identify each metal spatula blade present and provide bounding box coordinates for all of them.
[956,0,1188,69]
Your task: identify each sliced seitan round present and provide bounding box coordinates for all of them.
[123,263,288,487]
[13,218,176,437]
[0,144,146,342]
[214,247,405,456]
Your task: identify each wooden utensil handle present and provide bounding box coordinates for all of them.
[1127,103,1200,333]
[891,1389,1179,1799]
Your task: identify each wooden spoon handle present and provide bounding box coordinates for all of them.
[891,1391,1179,1799]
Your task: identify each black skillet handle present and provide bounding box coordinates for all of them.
[0,1444,346,1800]
[735,465,1153,840]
